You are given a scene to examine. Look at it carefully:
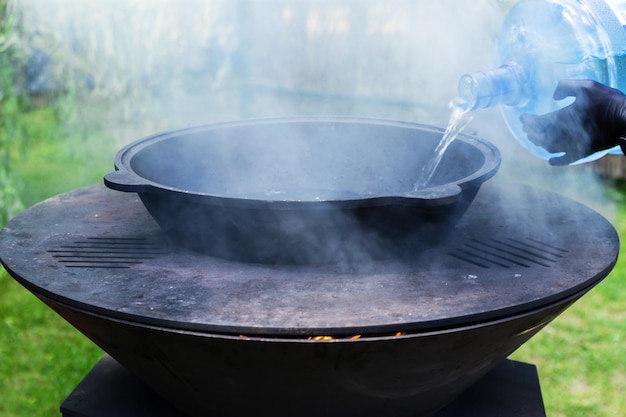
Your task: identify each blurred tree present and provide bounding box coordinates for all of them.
[0,0,25,225]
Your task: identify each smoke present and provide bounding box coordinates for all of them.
[9,0,618,252]
[11,0,504,131]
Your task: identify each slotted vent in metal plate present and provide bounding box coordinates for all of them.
[48,237,169,268]
[448,237,568,269]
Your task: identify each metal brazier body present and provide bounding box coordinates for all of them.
[42,294,571,417]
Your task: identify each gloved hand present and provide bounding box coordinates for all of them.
[520,79,626,165]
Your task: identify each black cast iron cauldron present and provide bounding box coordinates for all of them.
[104,117,500,264]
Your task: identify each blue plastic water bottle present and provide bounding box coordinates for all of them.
[458,0,626,163]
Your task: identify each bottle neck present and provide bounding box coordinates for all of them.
[458,64,526,111]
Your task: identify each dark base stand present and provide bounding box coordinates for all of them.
[61,356,546,417]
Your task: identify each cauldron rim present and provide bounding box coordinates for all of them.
[104,116,501,209]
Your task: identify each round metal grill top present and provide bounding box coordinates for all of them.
[0,181,618,337]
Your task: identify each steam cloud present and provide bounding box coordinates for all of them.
[13,0,504,131]
[11,0,617,254]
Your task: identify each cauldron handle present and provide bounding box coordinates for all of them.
[104,170,155,193]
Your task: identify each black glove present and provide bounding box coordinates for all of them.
[520,79,626,165]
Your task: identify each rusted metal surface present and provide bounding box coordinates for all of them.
[0,180,618,337]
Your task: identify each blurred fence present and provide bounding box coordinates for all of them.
[11,0,502,134]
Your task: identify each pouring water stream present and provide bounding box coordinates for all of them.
[413,98,473,191]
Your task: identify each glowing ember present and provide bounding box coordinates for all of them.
[236,333,406,340]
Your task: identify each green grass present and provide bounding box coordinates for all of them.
[510,200,626,417]
[0,274,103,417]
[1,106,626,417]
[0,104,113,417]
